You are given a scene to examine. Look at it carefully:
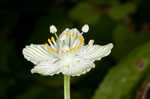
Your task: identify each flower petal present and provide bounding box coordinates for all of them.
[60,57,95,76]
[22,44,55,64]
[79,43,113,61]
[31,60,60,76]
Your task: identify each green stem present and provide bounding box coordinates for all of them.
[64,75,70,99]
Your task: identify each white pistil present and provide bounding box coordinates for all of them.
[50,25,57,33]
[82,24,89,33]
[88,40,94,47]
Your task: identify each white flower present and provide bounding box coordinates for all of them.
[22,24,113,76]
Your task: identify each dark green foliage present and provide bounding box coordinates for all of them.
[108,2,137,20]
[69,2,101,24]
[92,42,150,99]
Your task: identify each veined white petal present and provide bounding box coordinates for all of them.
[31,60,60,76]
[60,57,95,76]
[23,44,56,64]
[79,43,113,61]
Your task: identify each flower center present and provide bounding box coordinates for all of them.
[45,28,85,55]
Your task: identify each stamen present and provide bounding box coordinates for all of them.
[51,48,55,52]
[47,47,51,51]
[54,33,59,40]
[71,48,75,51]
[50,36,58,49]
[51,36,55,41]
[72,32,75,37]
[54,33,61,48]
[45,43,49,47]
[66,32,69,37]
[66,50,69,53]
[80,41,84,46]
[77,46,80,49]
[48,38,56,50]
[78,36,84,46]
[78,36,82,40]
[56,50,60,54]
[48,38,51,43]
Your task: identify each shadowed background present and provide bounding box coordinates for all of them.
[0,0,150,99]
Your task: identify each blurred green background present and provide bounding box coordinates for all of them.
[1,0,150,99]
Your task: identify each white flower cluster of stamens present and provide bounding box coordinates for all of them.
[22,24,113,76]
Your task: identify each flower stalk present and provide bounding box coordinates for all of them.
[64,75,70,99]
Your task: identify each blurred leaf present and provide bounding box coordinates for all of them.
[108,3,136,20]
[89,0,119,5]
[112,24,150,60]
[112,24,135,60]
[69,2,101,24]
[92,42,150,99]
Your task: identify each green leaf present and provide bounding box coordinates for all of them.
[108,3,136,20]
[92,42,150,99]
[89,0,119,5]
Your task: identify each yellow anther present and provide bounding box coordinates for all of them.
[45,43,49,47]
[80,39,84,46]
[80,42,84,46]
[78,36,82,40]
[66,32,69,37]
[72,32,75,37]
[48,38,51,42]
[47,47,51,51]
[66,50,69,53]
[77,46,80,49]
[71,48,75,51]
[56,50,60,54]
[78,36,84,46]
[51,36,55,41]
[51,48,55,52]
